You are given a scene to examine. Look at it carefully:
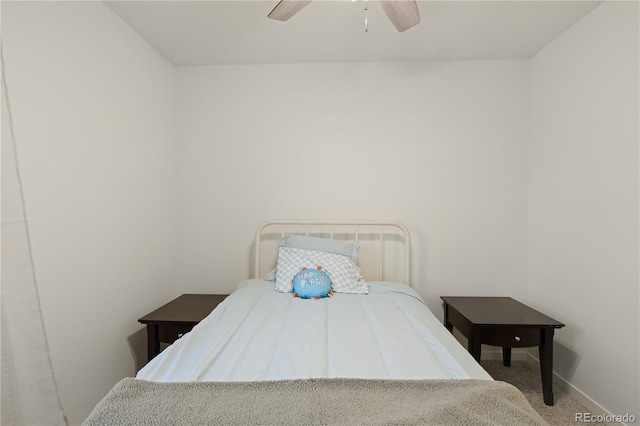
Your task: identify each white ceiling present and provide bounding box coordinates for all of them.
[104,1,602,66]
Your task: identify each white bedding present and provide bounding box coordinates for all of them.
[137,279,492,382]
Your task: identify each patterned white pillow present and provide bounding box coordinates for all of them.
[275,246,367,295]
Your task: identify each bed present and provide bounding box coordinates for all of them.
[84,220,546,425]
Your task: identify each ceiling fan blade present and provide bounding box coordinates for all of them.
[268,0,312,21]
[380,0,421,32]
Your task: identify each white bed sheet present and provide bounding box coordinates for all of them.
[137,279,492,382]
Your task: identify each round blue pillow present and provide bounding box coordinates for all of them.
[292,267,333,299]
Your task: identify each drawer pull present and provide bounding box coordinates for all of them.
[514,336,521,342]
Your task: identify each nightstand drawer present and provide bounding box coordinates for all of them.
[158,324,195,344]
[482,327,540,348]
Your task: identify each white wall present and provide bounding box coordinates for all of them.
[175,60,531,314]
[529,1,639,419]
[4,1,636,423]
[2,2,177,424]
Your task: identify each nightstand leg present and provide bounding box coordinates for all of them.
[468,327,482,363]
[445,321,453,333]
[147,324,160,362]
[539,327,555,406]
[444,304,453,332]
[502,347,511,367]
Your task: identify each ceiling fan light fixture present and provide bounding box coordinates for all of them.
[267,0,421,32]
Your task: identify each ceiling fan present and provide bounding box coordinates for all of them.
[268,0,421,32]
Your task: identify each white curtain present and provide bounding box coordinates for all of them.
[1,49,67,426]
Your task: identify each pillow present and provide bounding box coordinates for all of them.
[264,268,277,282]
[264,234,360,281]
[292,267,334,299]
[282,234,359,261]
[275,246,367,294]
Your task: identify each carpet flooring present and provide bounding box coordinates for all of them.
[481,360,609,426]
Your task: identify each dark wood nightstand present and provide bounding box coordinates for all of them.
[138,294,228,362]
[441,296,565,406]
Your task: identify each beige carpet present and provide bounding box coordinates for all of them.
[481,360,609,426]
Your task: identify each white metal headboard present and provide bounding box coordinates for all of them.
[254,220,412,287]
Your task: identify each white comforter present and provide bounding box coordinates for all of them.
[137,280,492,382]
